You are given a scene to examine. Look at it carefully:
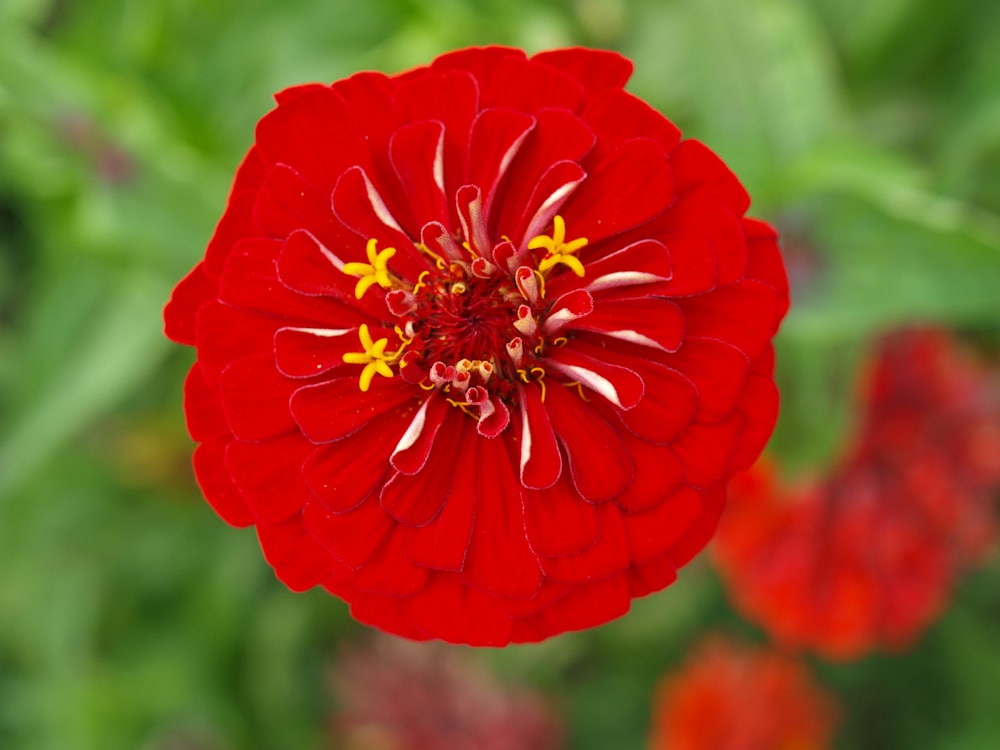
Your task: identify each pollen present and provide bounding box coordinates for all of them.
[528,215,588,277]
[342,324,400,391]
[343,238,398,299]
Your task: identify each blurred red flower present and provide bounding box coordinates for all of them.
[714,329,1000,659]
[164,46,788,644]
[329,636,561,750]
[648,636,838,750]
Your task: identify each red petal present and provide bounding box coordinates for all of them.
[255,87,369,194]
[394,70,479,227]
[331,72,414,232]
[195,301,278,382]
[730,363,780,471]
[257,515,338,592]
[381,409,468,526]
[389,394,451,475]
[431,45,526,81]
[219,354,297,441]
[514,160,587,249]
[744,217,790,319]
[408,574,514,646]
[663,337,749,423]
[482,56,584,112]
[517,382,563,490]
[192,439,254,527]
[332,71,397,146]
[273,325,357,379]
[681,279,780,363]
[563,138,675,245]
[510,574,631,642]
[522,475,599,557]
[389,120,449,229]
[498,580,574,619]
[546,343,644,411]
[567,296,684,353]
[544,384,633,503]
[302,411,403,513]
[276,229,389,319]
[226,432,312,526]
[231,145,267,189]
[164,262,215,345]
[670,413,746,489]
[403,424,478,571]
[671,138,750,215]
[666,485,725,567]
[204,189,258,278]
[610,352,698,444]
[289,375,416,443]
[657,231,719,296]
[538,501,630,582]
[301,496,394,569]
[461,437,543,598]
[219,237,361,327]
[532,48,633,92]
[353,526,429,597]
[623,485,704,564]
[467,107,536,213]
[668,195,749,285]
[493,107,596,240]
[273,82,329,105]
[252,163,357,251]
[581,88,681,163]
[476,396,510,438]
[183,364,229,442]
[541,289,594,337]
[627,552,679,597]
[616,431,685,512]
[349,590,432,641]
[331,166,428,281]
[455,184,491,257]
[583,239,673,293]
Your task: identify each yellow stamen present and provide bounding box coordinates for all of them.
[413,270,431,293]
[531,367,547,402]
[527,215,587,277]
[516,366,548,401]
[564,380,591,402]
[533,269,547,299]
[342,324,399,391]
[342,238,397,299]
[445,397,479,419]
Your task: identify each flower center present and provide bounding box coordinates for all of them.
[413,267,519,370]
[340,194,588,436]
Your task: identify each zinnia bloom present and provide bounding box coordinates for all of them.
[164,46,788,645]
[714,329,1000,660]
[329,636,562,750]
[648,636,838,750]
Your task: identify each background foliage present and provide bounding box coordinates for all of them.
[1,1,998,748]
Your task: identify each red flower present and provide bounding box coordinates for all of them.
[164,46,788,645]
[648,636,838,750]
[329,636,562,750]
[714,329,1000,659]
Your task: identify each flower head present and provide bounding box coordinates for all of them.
[164,46,789,645]
[648,636,838,750]
[714,329,1000,659]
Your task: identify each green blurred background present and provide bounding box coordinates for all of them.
[1,0,999,748]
